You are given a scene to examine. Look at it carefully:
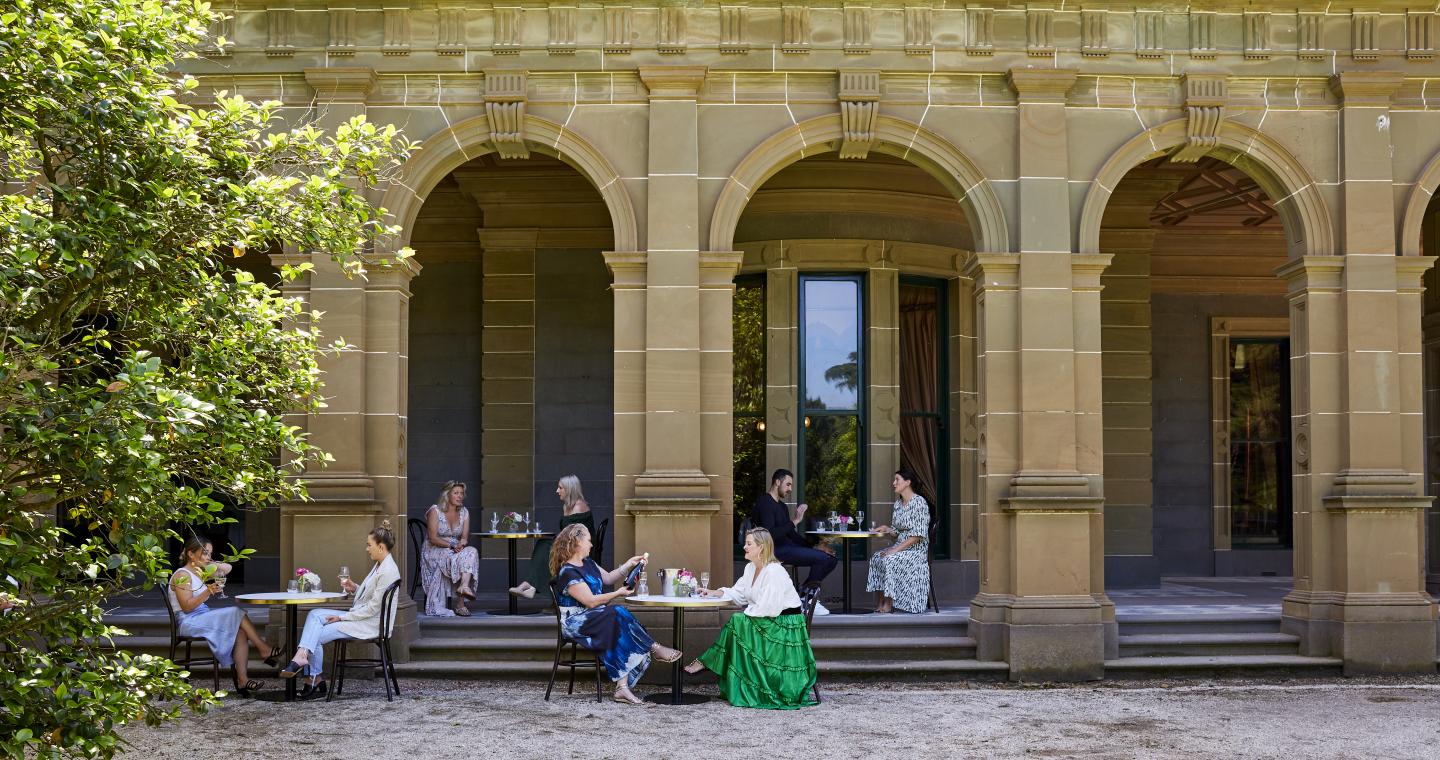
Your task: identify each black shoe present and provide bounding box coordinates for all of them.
[299,681,328,700]
[262,651,282,670]
[279,660,305,679]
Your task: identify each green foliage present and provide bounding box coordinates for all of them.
[0,0,411,756]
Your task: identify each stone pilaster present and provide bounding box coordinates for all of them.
[478,229,538,512]
[1279,72,1438,675]
[619,66,723,584]
[968,69,1113,682]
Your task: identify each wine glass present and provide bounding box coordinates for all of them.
[490,513,498,533]
[523,511,531,532]
[338,565,350,598]
[212,573,227,599]
[700,572,710,591]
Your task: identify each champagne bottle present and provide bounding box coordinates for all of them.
[625,552,649,590]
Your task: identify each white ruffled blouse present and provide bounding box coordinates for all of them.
[722,561,802,618]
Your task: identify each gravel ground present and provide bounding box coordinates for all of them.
[117,677,1440,759]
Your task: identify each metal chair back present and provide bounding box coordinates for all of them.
[544,579,604,702]
[406,518,426,599]
[327,579,403,702]
[158,580,220,690]
[591,517,610,564]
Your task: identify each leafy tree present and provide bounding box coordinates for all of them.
[0,0,411,756]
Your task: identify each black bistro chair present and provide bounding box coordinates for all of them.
[326,579,403,702]
[926,515,942,614]
[800,585,823,704]
[543,580,604,702]
[160,585,221,690]
[591,517,610,564]
[406,518,427,601]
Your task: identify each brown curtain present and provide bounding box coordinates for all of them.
[899,285,939,517]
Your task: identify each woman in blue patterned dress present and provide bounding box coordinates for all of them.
[168,537,279,696]
[866,468,933,614]
[550,523,681,705]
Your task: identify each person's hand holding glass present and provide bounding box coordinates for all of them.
[338,565,351,598]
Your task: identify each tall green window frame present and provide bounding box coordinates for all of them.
[797,275,866,525]
[899,276,950,559]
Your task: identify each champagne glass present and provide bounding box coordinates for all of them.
[523,511,531,532]
[490,513,498,533]
[700,572,710,591]
[638,572,649,596]
[338,565,351,598]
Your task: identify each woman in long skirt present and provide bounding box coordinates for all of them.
[550,523,680,704]
[168,537,279,696]
[420,480,480,616]
[866,467,932,614]
[685,528,818,710]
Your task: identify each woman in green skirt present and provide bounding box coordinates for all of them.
[685,528,818,710]
[510,475,596,599]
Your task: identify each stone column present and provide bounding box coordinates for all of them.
[477,229,538,514]
[968,69,1113,682]
[279,67,419,655]
[617,66,725,583]
[1279,72,1438,674]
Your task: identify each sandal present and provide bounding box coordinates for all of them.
[612,690,644,705]
[455,601,472,617]
[230,678,263,698]
[262,650,282,669]
[652,646,682,663]
[458,586,475,599]
[682,659,706,674]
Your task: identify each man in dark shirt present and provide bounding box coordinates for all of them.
[753,468,837,590]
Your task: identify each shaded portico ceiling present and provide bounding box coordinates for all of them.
[734,152,975,252]
[1149,157,1280,229]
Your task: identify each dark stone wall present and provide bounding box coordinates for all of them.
[1151,291,1288,577]
[533,249,615,558]
[407,259,484,521]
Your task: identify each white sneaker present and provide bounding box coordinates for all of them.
[812,600,830,616]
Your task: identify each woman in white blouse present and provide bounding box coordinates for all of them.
[683,528,818,709]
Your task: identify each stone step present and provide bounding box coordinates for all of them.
[1104,654,1343,676]
[1115,612,1282,636]
[410,637,557,661]
[1118,632,1300,658]
[809,612,970,639]
[811,636,976,661]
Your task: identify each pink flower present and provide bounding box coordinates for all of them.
[295,567,309,577]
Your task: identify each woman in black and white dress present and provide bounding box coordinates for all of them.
[866,468,932,614]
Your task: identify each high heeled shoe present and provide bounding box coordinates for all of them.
[279,660,305,678]
[298,681,328,700]
[229,677,263,698]
[262,650,282,670]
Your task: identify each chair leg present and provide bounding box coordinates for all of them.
[593,654,603,703]
[567,643,578,695]
[385,640,401,697]
[813,682,822,704]
[379,639,394,703]
[545,640,563,701]
[326,642,340,702]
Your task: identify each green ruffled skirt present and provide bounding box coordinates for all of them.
[698,613,818,710]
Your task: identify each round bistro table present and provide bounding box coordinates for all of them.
[473,531,556,614]
[805,530,882,614]
[235,591,346,702]
[623,594,735,705]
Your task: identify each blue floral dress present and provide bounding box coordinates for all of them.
[556,558,655,688]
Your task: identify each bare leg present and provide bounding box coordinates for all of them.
[292,646,311,666]
[238,615,273,659]
[232,631,251,684]
[458,572,474,597]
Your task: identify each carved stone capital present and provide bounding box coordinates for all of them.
[837,70,881,160]
[638,66,707,100]
[1171,74,1228,163]
[484,70,529,159]
[1329,72,1405,107]
[1006,68,1077,104]
[304,67,377,104]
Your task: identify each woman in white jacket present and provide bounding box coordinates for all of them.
[280,523,402,699]
[683,528,818,709]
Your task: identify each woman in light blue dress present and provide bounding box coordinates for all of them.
[168,537,279,696]
[550,523,680,705]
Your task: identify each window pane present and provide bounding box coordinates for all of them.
[734,281,765,413]
[803,415,860,519]
[1231,441,1283,545]
[803,279,860,411]
[1229,341,1286,442]
[733,416,766,524]
[1228,338,1290,547]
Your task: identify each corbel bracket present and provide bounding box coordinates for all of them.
[484,70,529,160]
[1172,74,1227,164]
[837,70,881,160]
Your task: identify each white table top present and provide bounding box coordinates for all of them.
[235,591,346,605]
[807,530,882,538]
[624,594,735,608]
[473,531,555,539]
